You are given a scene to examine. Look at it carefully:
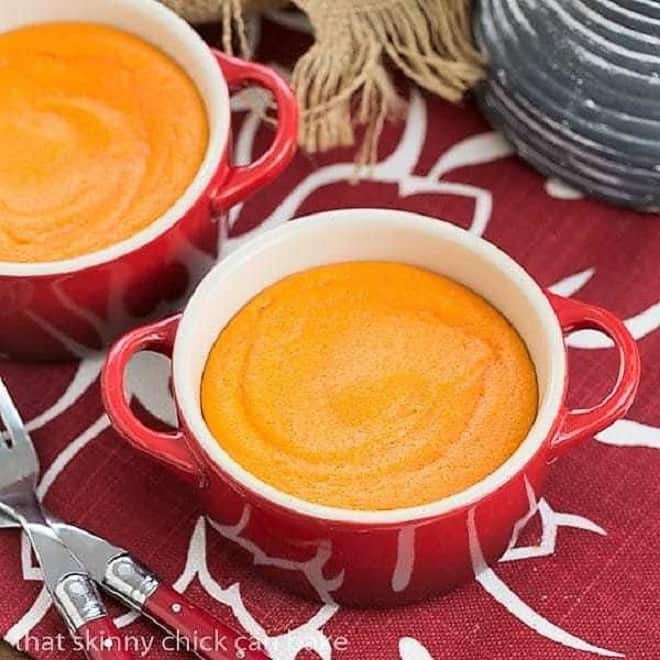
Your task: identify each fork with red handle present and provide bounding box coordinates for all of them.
[0,378,269,660]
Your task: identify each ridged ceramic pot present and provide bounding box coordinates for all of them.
[474,0,660,210]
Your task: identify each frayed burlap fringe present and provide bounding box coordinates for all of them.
[161,0,484,165]
[161,0,282,24]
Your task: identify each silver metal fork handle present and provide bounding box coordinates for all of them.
[20,521,107,632]
[0,494,109,633]
[54,573,107,632]
[8,510,135,658]
[103,554,159,609]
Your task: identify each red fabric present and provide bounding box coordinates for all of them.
[1,18,659,660]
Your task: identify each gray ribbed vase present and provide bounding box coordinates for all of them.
[473,0,660,210]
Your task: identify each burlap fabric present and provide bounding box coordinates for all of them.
[160,0,484,163]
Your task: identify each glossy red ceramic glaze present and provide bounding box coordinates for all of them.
[102,271,640,607]
[0,51,297,361]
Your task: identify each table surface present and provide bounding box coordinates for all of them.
[1,14,659,660]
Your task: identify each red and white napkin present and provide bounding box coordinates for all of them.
[0,18,659,660]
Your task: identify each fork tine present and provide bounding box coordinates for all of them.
[0,378,32,449]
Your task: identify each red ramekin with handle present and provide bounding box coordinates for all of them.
[102,210,641,607]
[0,0,298,360]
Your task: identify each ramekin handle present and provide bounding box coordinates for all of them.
[101,315,203,484]
[210,51,298,211]
[547,292,641,460]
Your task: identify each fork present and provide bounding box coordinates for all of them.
[0,378,133,660]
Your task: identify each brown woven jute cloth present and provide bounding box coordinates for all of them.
[0,642,22,659]
[161,0,484,164]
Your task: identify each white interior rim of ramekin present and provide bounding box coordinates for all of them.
[0,0,229,276]
[174,210,567,525]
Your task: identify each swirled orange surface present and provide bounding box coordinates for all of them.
[0,23,208,262]
[201,262,538,510]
